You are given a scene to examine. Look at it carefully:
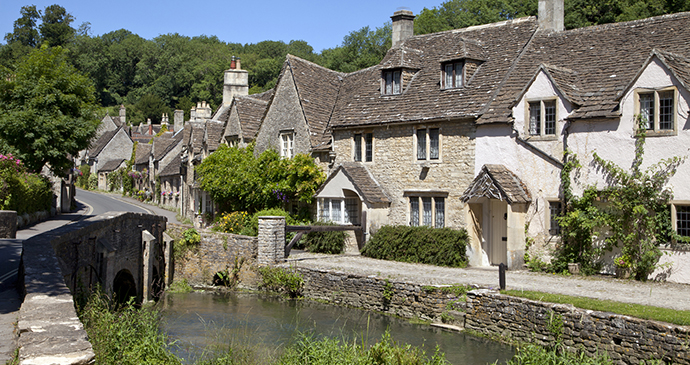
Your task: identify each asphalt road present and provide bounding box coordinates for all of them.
[76,188,150,216]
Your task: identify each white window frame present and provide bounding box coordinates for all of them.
[414,127,441,162]
[318,198,359,225]
[442,60,464,89]
[526,99,557,138]
[408,195,445,228]
[353,132,373,162]
[635,87,677,135]
[382,69,402,95]
[280,132,294,158]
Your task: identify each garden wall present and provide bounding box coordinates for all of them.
[292,266,690,365]
[168,224,259,288]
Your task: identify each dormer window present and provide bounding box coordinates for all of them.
[442,61,464,89]
[636,88,676,133]
[382,69,401,95]
[528,99,557,136]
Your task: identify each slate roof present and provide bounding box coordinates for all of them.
[205,121,225,152]
[135,143,151,165]
[316,162,390,204]
[329,18,539,128]
[88,129,119,157]
[479,12,690,123]
[153,132,182,161]
[462,164,531,204]
[159,155,181,177]
[232,95,270,139]
[283,55,344,147]
[99,159,125,172]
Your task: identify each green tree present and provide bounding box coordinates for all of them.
[414,0,537,34]
[322,24,392,73]
[132,94,170,125]
[39,4,75,47]
[4,5,41,47]
[0,46,100,174]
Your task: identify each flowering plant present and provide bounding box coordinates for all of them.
[614,255,631,268]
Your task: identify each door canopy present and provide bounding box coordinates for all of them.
[462,164,531,204]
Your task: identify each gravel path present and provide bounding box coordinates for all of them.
[283,252,690,312]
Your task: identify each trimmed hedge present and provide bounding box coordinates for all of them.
[302,221,347,254]
[362,225,469,267]
[0,154,52,215]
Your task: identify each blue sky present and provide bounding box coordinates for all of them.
[1,0,444,52]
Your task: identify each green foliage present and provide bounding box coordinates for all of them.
[39,5,75,47]
[555,119,684,280]
[4,5,41,48]
[321,24,392,73]
[301,222,347,254]
[506,344,615,365]
[88,172,98,191]
[133,94,170,125]
[168,279,194,293]
[213,211,251,234]
[174,228,201,260]
[257,266,304,298]
[382,279,394,303]
[76,164,91,189]
[362,226,469,267]
[196,144,325,214]
[0,153,52,215]
[415,0,537,35]
[78,289,181,364]
[0,45,99,174]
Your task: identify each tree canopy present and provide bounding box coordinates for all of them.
[0,46,100,174]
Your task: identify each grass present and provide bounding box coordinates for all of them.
[502,290,690,326]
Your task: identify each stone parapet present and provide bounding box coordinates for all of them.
[0,211,17,238]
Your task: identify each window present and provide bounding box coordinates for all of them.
[409,196,445,228]
[548,201,562,235]
[382,69,401,95]
[528,100,557,137]
[416,128,440,161]
[676,205,690,237]
[442,61,464,89]
[280,132,294,158]
[353,133,373,162]
[226,135,239,147]
[319,198,359,224]
[637,89,676,132]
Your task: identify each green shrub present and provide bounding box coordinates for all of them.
[88,172,98,190]
[301,221,347,254]
[240,208,303,237]
[362,225,469,267]
[76,164,91,189]
[257,266,303,298]
[174,228,201,260]
[0,153,52,215]
[213,211,251,234]
[506,344,620,365]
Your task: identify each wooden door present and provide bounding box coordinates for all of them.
[490,200,508,265]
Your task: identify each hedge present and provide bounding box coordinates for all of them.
[0,154,52,215]
[361,225,469,267]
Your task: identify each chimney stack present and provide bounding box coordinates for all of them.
[119,104,126,125]
[196,101,212,120]
[538,0,564,32]
[391,9,415,48]
[174,109,184,133]
[223,56,249,107]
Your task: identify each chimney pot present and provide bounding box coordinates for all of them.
[231,56,236,69]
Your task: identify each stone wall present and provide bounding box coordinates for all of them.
[292,265,690,365]
[168,224,259,287]
[465,290,690,365]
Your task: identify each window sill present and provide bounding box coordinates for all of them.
[417,160,442,166]
[637,129,677,137]
[524,135,558,142]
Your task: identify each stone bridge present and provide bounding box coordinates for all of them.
[18,211,173,364]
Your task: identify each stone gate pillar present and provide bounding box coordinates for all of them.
[163,232,174,288]
[258,216,285,265]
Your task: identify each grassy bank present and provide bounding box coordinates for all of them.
[502,290,690,326]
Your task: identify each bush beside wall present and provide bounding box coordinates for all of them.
[362,225,469,267]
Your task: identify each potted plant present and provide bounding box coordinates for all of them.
[614,255,632,279]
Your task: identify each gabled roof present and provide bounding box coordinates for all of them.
[315,162,390,204]
[204,121,225,152]
[99,159,125,172]
[479,12,690,123]
[231,92,273,140]
[283,55,344,147]
[159,155,181,177]
[330,18,539,128]
[153,132,182,161]
[462,164,531,204]
[88,129,119,157]
[514,64,585,107]
[616,49,690,101]
[135,143,151,165]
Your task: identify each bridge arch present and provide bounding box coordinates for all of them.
[113,269,137,304]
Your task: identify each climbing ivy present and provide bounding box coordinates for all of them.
[554,117,685,280]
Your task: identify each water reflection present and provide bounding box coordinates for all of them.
[160,291,514,364]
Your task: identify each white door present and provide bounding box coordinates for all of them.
[490,200,508,265]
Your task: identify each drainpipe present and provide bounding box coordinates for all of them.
[511,128,564,169]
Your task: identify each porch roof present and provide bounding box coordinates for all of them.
[461,164,531,204]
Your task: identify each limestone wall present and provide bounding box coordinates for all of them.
[465,290,690,365]
[168,224,259,288]
[294,265,690,365]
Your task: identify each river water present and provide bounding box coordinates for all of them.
[160,292,515,364]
